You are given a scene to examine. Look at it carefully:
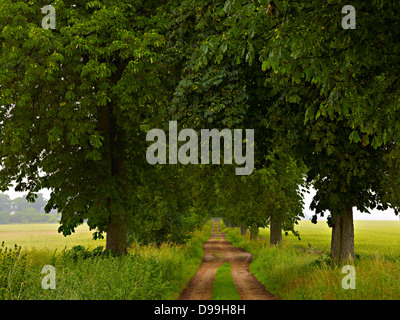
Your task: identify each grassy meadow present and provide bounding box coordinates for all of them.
[0,222,212,300]
[225,220,400,300]
[2,220,400,300]
[264,220,400,260]
[0,223,106,251]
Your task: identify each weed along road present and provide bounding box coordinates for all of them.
[179,221,277,300]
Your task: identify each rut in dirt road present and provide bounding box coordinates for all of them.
[178,221,277,300]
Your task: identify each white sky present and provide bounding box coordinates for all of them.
[3,185,399,221]
[3,186,51,200]
[302,188,399,221]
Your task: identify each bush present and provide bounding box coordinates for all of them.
[60,245,111,262]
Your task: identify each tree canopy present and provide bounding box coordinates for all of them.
[1,0,400,262]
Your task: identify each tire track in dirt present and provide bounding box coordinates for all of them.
[178,221,277,300]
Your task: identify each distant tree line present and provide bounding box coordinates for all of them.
[0,193,59,224]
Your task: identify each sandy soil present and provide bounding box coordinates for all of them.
[178,221,278,300]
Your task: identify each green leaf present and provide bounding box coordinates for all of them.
[349,131,361,144]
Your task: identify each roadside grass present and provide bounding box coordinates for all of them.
[225,220,400,300]
[129,222,212,300]
[0,222,212,300]
[262,220,400,261]
[211,262,240,300]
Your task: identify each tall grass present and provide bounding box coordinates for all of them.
[0,222,212,300]
[282,256,400,300]
[128,222,212,299]
[19,253,171,300]
[225,221,400,300]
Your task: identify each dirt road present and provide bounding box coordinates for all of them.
[178,221,277,300]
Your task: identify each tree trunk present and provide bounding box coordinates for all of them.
[239,224,248,236]
[250,223,259,241]
[106,212,127,255]
[99,103,127,255]
[270,215,282,247]
[330,213,342,263]
[330,206,354,264]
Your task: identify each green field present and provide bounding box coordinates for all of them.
[2,221,400,300]
[225,220,400,300]
[0,223,106,253]
[3,220,400,262]
[2,220,400,263]
[260,220,400,260]
[0,222,212,300]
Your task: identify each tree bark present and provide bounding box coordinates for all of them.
[330,206,354,264]
[250,223,259,241]
[106,212,127,255]
[270,214,282,247]
[330,213,342,263]
[239,224,248,236]
[98,103,127,255]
